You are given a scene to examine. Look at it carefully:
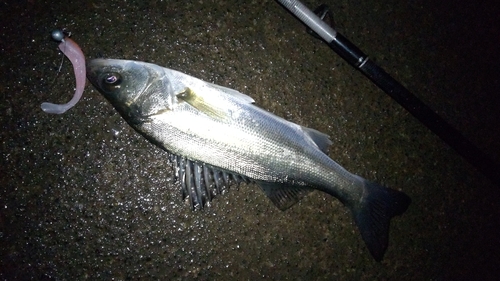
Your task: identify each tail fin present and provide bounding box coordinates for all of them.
[351,180,411,261]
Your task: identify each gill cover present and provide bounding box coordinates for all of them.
[87,59,174,123]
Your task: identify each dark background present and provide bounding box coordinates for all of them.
[1,0,499,279]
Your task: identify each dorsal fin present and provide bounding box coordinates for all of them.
[258,182,313,211]
[170,153,250,210]
[300,126,332,153]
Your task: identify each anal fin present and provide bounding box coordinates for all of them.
[300,125,332,153]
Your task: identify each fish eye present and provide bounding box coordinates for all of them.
[101,72,122,92]
[104,73,121,84]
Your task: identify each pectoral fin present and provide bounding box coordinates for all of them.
[176,87,230,121]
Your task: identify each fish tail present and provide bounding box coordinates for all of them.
[350,180,411,261]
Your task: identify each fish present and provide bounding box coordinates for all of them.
[86,58,411,261]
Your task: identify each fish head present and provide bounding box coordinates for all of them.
[87,59,175,124]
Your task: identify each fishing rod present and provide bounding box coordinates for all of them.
[276,0,500,187]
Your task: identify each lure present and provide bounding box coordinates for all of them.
[41,29,86,114]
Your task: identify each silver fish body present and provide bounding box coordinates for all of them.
[87,59,410,261]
